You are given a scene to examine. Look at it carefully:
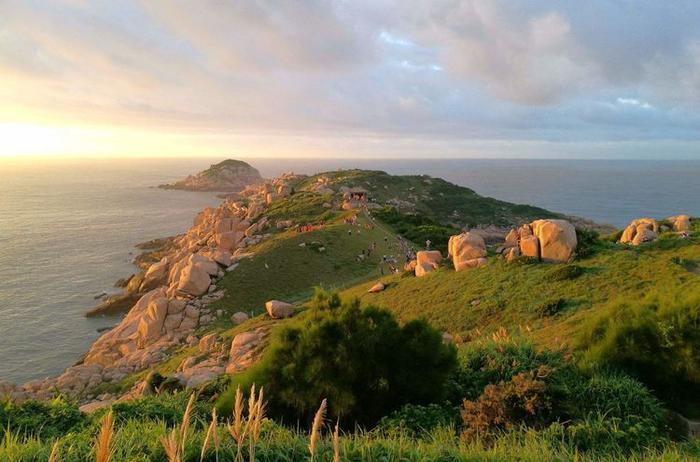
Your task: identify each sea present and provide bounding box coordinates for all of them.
[1,157,699,384]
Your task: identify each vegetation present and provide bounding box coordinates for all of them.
[217,290,457,427]
[373,206,458,252]
[578,291,700,412]
[297,169,557,227]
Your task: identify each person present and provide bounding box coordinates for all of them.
[425,239,432,250]
[348,229,352,236]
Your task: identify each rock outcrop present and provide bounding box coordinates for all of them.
[160,159,263,192]
[668,215,691,232]
[500,219,577,263]
[415,250,443,277]
[619,218,659,245]
[448,232,487,271]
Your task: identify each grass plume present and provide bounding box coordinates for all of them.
[309,398,327,462]
[94,410,114,462]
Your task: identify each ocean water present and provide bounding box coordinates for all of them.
[1,157,699,384]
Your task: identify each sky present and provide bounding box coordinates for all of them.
[1,0,700,159]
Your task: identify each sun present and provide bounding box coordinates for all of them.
[0,123,77,157]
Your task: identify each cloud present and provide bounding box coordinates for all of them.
[1,0,700,155]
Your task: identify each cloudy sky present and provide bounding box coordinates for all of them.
[1,0,700,158]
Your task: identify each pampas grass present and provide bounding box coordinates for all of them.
[94,410,114,462]
[332,419,341,462]
[309,398,327,462]
[48,440,60,462]
[225,384,266,462]
[161,393,195,462]
[200,408,220,462]
[227,386,245,462]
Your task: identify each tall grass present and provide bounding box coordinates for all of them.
[94,410,114,462]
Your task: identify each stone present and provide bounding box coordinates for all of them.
[505,246,520,263]
[265,300,295,319]
[519,235,540,259]
[176,262,211,296]
[231,311,250,325]
[632,226,657,245]
[140,257,169,291]
[216,231,244,251]
[415,250,442,277]
[448,232,487,272]
[530,219,578,263]
[505,229,519,246]
[367,282,385,293]
[136,296,169,344]
[620,218,659,245]
[669,214,691,232]
[198,333,219,353]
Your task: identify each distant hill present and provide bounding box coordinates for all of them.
[159,159,263,192]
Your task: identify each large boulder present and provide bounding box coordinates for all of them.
[620,218,659,245]
[668,215,691,232]
[265,300,295,319]
[519,234,540,259]
[140,257,169,292]
[176,262,211,296]
[367,282,385,293]
[216,231,244,251]
[530,219,577,263]
[415,250,442,277]
[448,232,487,271]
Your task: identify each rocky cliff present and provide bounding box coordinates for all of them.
[160,159,263,192]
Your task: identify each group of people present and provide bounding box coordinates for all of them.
[295,221,326,233]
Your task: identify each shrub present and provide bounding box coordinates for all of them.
[109,393,210,427]
[0,398,86,439]
[461,366,553,440]
[450,340,568,402]
[577,293,700,409]
[373,207,457,252]
[575,228,601,258]
[377,403,457,436]
[217,290,457,427]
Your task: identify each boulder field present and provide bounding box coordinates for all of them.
[619,215,692,246]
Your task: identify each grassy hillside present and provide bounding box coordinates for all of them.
[341,232,700,349]
[296,169,557,227]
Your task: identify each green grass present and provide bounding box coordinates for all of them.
[296,169,558,227]
[2,412,699,462]
[207,213,406,318]
[340,233,700,352]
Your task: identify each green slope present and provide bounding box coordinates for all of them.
[296,169,558,227]
[341,229,700,350]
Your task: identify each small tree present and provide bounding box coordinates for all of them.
[219,290,457,426]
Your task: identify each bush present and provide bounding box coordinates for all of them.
[377,403,457,436]
[461,366,553,440]
[450,340,569,402]
[373,207,457,252]
[0,398,86,439]
[109,393,211,427]
[577,293,700,409]
[217,290,457,427]
[575,228,601,258]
